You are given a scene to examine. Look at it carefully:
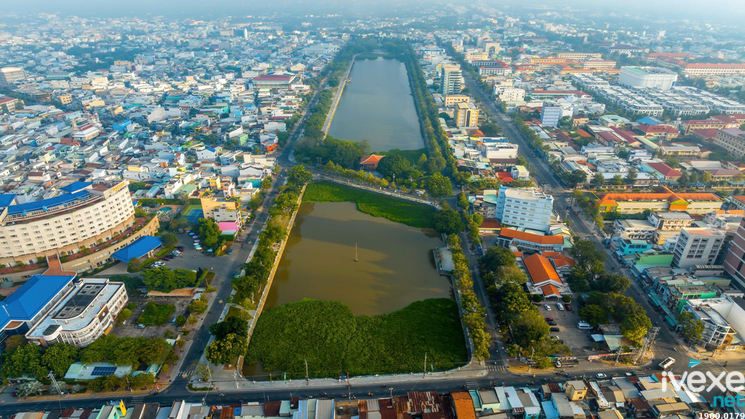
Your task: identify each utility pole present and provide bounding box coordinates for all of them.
[48,372,63,410]
[305,359,309,385]
[389,387,394,400]
[527,346,535,373]
[423,353,427,379]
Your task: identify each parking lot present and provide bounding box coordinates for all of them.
[539,299,596,356]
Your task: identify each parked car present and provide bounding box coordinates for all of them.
[550,327,560,332]
[547,321,558,326]
[545,317,554,322]
[544,304,551,311]
[136,324,145,329]
[565,303,572,311]
[556,303,565,311]
[227,249,233,255]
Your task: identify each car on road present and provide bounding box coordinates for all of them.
[596,373,608,379]
[227,249,233,255]
[659,357,676,370]
[544,304,551,311]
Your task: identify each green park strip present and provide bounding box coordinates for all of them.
[245,298,467,378]
[303,181,436,229]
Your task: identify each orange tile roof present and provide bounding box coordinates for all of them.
[598,186,721,206]
[541,284,562,297]
[500,228,564,245]
[451,392,476,419]
[360,154,384,165]
[524,253,563,284]
[551,255,576,268]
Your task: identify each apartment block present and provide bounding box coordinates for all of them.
[441,65,463,95]
[455,102,479,127]
[672,228,725,269]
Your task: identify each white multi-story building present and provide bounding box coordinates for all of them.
[682,297,744,349]
[496,87,525,103]
[619,66,678,91]
[480,142,519,160]
[25,278,128,347]
[672,227,725,269]
[495,186,554,232]
[0,181,135,265]
[441,65,463,95]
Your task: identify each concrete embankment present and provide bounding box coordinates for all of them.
[321,56,355,134]
[244,184,307,344]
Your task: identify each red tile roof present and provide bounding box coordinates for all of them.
[646,162,682,178]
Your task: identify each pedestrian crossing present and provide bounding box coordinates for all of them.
[487,364,506,372]
[465,380,480,389]
[130,394,146,405]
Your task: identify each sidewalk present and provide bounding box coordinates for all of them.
[195,362,488,393]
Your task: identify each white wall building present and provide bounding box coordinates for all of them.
[672,227,725,269]
[25,278,128,347]
[495,186,554,232]
[441,65,463,95]
[619,66,678,91]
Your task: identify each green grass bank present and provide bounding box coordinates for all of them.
[303,181,435,229]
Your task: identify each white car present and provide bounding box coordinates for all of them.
[544,304,552,311]
[596,373,608,379]
[557,303,565,311]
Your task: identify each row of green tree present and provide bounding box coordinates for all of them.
[1,335,174,380]
[386,40,463,185]
[231,166,313,310]
[446,234,491,360]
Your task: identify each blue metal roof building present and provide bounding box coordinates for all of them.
[0,275,76,344]
[111,236,163,263]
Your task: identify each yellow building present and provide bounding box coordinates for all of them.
[557,52,602,60]
[455,102,480,128]
[465,51,488,61]
[58,94,72,105]
[200,196,242,226]
[565,380,588,401]
[444,94,470,107]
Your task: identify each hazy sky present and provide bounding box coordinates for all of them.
[2,0,743,21]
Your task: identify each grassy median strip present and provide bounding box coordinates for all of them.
[245,298,466,378]
[303,181,435,229]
